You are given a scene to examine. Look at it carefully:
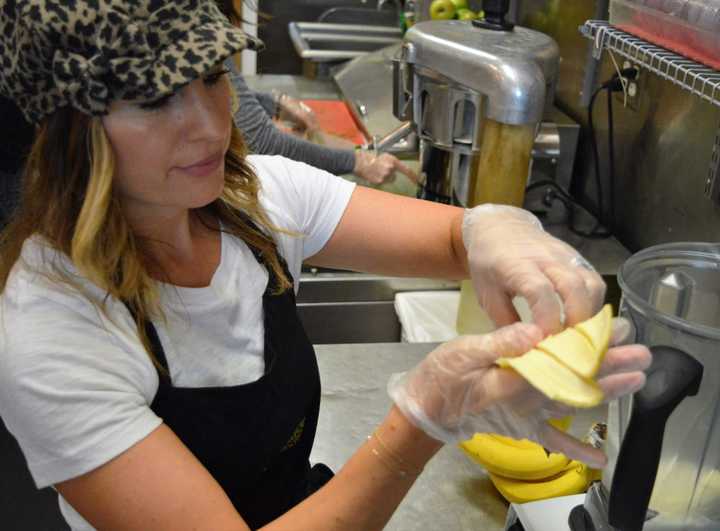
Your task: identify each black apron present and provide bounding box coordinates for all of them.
[128,240,332,529]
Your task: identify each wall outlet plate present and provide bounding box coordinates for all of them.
[616,60,642,111]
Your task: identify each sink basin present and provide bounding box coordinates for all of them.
[289,21,402,63]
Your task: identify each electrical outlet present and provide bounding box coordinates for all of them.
[616,60,642,111]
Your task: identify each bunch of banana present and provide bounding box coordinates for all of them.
[459,305,613,503]
[460,419,571,480]
[489,460,602,504]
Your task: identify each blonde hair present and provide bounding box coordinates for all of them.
[0,105,292,363]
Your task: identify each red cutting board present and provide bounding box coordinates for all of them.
[301,99,368,146]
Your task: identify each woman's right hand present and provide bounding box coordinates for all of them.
[388,322,651,468]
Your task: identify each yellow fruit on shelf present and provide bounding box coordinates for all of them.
[456,8,478,20]
[496,305,613,408]
[429,0,456,20]
[489,460,598,504]
[449,0,468,9]
[459,432,570,480]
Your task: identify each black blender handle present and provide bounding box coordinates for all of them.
[608,345,704,531]
[472,0,514,31]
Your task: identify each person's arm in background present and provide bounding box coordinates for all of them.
[229,72,416,184]
[230,71,355,174]
[250,89,277,117]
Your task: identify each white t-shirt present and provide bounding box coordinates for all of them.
[0,155,355,530]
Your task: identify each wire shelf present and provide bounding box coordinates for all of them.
[581,20,720,109]
[581,20,720,201]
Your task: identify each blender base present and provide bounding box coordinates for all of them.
[502,493,587,531]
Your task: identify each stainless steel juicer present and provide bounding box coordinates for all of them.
[386,0,559,204]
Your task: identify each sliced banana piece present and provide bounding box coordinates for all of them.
[498,349,604,408]
[537,327,598,379]
[575,304,613,354]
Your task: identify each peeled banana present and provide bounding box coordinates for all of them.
[537,328,597,379]
[497,304,613,408]
[489,460,600,504]
[575,304,612,356]
[498,349,604,407]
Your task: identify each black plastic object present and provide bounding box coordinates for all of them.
[608,345,704,531]
[568,505,596,531]
[472,0,514,31]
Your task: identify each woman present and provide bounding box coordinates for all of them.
[0,3,407,230]
[228,71,412,185]
[0,1,650,530]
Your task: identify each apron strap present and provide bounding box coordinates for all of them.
[124,302,172,378]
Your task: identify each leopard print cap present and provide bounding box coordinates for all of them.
[0,0,263,124]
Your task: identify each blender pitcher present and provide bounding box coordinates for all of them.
[578,242,720,531]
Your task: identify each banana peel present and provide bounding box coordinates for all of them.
[497,304,613,408]
[489,460,601,504]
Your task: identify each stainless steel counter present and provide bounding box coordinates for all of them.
[311,342,608,530]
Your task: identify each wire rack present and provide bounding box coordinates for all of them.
[581,20,720,107]
[581,20,720,201]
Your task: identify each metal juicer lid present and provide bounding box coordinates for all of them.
[402,20,559,124]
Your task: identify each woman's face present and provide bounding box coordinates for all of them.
[102,65,232,219]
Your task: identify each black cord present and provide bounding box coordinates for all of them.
[526,179,614,239]
[607,87,616,233]
[544,67,638,239]
[586,87,612,238]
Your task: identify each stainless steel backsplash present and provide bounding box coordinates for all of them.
[518,0,720,250]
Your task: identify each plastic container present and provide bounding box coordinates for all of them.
[603,242,720,528]
[610,0,720,70]
[393,291,460,343]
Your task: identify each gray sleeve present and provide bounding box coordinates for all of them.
[230,72,357,176]
[252,90,277,116]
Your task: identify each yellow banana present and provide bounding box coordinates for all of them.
[497,304,613,407]
[489,460,600,504]
[459,433,570,480]
[459,417,573,481]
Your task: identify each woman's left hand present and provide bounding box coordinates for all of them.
[388,320,650,467]
[277,94,319,133]
[462,204,606,335]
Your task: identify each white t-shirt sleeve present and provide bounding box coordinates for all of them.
[248,154,355,264]
[0,272,161,489]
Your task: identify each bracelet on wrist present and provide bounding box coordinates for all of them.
[367,429,424,478]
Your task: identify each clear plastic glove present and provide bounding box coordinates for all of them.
[387,319,650,468]
[462,204,606,334]
[353,149,419,185]
[276,94,319,133]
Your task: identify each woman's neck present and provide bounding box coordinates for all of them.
[128,207,221,287]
